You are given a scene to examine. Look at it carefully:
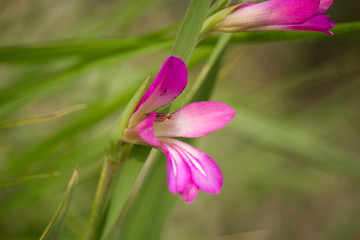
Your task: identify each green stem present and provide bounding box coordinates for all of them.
[84,75,149,240]
[84,142,133,240]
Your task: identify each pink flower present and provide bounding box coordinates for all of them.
[124,56,235,203]
[214,0,334,35]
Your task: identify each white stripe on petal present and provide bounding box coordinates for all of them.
[161,138,223,195]
[176,146,207,177]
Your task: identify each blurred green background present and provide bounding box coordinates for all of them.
[0,0,360,239]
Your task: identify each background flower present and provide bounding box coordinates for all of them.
[214,0,334,34]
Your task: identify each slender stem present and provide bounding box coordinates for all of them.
[84,142,133,240]
[83,73,149,240]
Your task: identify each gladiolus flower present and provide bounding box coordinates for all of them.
[124,56,235,203]
[214,0,334,35]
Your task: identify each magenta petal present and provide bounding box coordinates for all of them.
[153,101,235,138]
[225,0,320,27]
[161,143,191,194]
[266,0,320,25]
[138,113,161,146]
[124,113,161,146]
[215,0,333,35]
[280,14,334,35]
[133,57,187,119]
[318,0,333,14]
[180,183,200,203]
[165,139,223,195]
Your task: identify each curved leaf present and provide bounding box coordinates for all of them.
[40,167,78,240]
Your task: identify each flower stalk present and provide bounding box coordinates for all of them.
[84,77,150,240]
[84,142,133,240]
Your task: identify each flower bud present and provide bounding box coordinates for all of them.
[213,0,334,35]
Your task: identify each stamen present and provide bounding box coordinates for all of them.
[144,112,174,122]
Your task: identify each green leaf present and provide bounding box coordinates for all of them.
[0,35,171,64]
[170,0,212,64]
[40,167,78,240]
[101,145,151,240]
[6,88,137,173]
[231,108,360,177]
[107,152,175,240]
[0,22,358,65]
[0,104,85,129]
[0,172,59,189]
[185,33,232,103]
[0,40,171,119]
[207,0,232,16]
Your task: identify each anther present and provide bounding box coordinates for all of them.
[144,113,174,122]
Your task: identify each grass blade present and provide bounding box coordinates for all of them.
[0,35,171,64]
[186,33,231,103]
[0,104,85,129]
[40,167,78,240]
[170,0,212,63]
[108,153,175,240]
[231,107,360,177]
[101,145,151,239]
[0,22,358,65]
[0,172,59,189]
[208,0,232,16]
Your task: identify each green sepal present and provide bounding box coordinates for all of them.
[200,3,242,37]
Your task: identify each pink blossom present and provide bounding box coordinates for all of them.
[214,0,334,35]
[124,57,235,203]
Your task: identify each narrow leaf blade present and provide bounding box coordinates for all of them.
[0,172,59,189]
[40,167,78,240]
[170,0,212,64]
[0,104,85,129]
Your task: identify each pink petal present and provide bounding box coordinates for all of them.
[279,14,334,35]
[318,0,333,14]
[153,101,235,138]
[162,139,223,195]
[266,0,320,25]
[179,183,200,203]
[123,113,161,146]
[131,56,187,124]
[221,0,320,29]
[161,143,191,194]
